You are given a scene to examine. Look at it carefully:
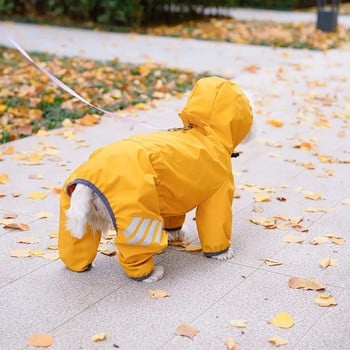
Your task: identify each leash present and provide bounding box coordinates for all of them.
[0,27,161,130]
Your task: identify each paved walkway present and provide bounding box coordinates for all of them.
[0,9,349,350]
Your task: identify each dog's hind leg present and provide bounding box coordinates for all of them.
[141,265,165,283]
[66,183,94,239]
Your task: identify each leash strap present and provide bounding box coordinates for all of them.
[0,27,160,130]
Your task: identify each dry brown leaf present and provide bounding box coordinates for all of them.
[174,323,199,339]
[27,333,54,348]
[0,193,6,198]
[168,238,190,247]
[3,222,29,231]
[331,237,345,245]
[268,336,288,347]
[314,293,337,307]
[148,289,169,299]
[310,236,329,245]
[269,312,294,329]
[288,277,306,289]
[47,245,58,250]
[91,332,107,342]
[35,211,53,219]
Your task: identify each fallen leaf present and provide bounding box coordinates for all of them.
[263,258,283,266]
[12,192,22,197]
[2,212,18,219]
[91,332,107,342]
[230,320,248,328]
[180,244,202,252]
[47,245,58,250]
[3,223,29,231]
[276,197,287,202]
[17,237,40,244]
[225,337,240,350]
[35,211,53,219]
[10,249,31,257]
[27,333,54,348]
[341,198,350,205]
[266,119,284,127]
[29,249,45,256]
[304,207,333,213]
[319,258,338,269]
[283,234,304,244]
[314,293,337,307]
[288,277,306,289]
[148,290,169,299]
[331,237,345,245]
[174,323,199,339]
[42,252,60,261]
[0,193,6,198]
[310,236,329,245]
[254,193,271,202]
[0,173,9,184]
[49,231,58,238]
[29,173,44,180]
[269,312,294,329]
[28,192,47,200]
[303,191,323,200]
[100,249,116,256]
[268,336,288,347]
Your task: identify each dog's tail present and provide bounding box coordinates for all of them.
[66,183,94,239]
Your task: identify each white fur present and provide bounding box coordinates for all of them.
[210,247,234,260]
[141,265,164,283]
[167,229,186,242]
[66,184,112,239]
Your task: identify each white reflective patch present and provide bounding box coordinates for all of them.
[154,221,163,244]
[124,217,142,238]
[127,218,151,245]
[141,220,160,246]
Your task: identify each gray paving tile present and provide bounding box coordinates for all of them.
[47,256,255,350]
[162,269,345,349]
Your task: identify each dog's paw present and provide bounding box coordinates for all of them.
[141,265,164,283]
[210,247,234,260]
[167,229,186,242]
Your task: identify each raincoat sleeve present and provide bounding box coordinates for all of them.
[195,177,234,256]
[58,186,102,272]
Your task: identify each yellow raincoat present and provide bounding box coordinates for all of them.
[58,76,253,280]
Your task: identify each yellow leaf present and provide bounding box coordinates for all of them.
[133,103,149,111]
[303,191,323,200]
[331,237,345,245]
[28,192,47,200]
[341,198,350,205]
[266,119,284,128]
[309,236,329,245]
[263,258,283,266]
[30,249,45,256]
[304,207,333,213]
[283,234,304,244]
[35,211,53,219]
[47,245,58,250]
[225,337,240,350]
[42,252,60,261]
[0,173,9,184]
[181,244,202,252]
[270,312,294,329]
[230,320,248,328]
[10,249,31,257]
[148,290,170,299]
[289,277,325,291]
[62,118,73,127]
[17,237,40,244]
[254,193,271,202]
[268,336,288,347]
[314,293,337,307]
[319,258,338,269]
[91,332,107,342]
[174,323,199,339]
[49,231,58,238]
[27,333,54,348]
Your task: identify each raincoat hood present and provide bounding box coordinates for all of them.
[179,76,253,153]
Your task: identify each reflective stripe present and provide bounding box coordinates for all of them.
[141,219,160,246]
[127,218,151,245]
[154,221,163,244]
[124,217,142,238]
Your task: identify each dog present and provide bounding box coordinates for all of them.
[58,76,254,282]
